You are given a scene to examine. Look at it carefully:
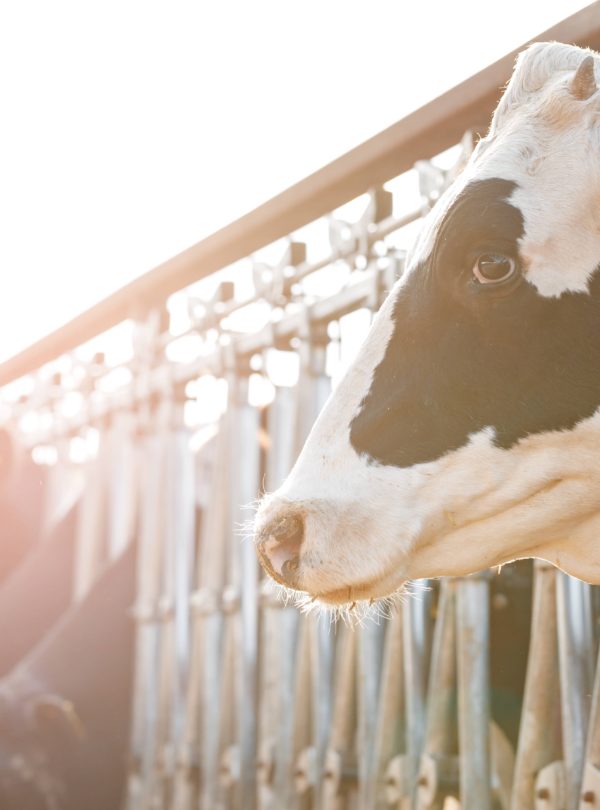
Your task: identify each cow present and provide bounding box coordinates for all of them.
[0,427,48,586]
[0,539,135,809]
[0,504,78,676]
[255,42,600,605]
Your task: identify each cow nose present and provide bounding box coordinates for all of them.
[256,513,305,586]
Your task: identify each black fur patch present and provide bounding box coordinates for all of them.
[349,178,600,467]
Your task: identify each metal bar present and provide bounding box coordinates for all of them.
[258,386,301,810]
[2,1,600,386]
[72,431,109,601]
[125,407,170,810]
[372,611,405,810]
[106,411,138,559]
[300,333,334,810]
[151,404,196,808]
[357,620,386,808]
[172,429,218,810]
[322,624,357,810]
[291,617,314,810]
[580,644,600,808]
[456,573,491,810]
[416,580,458,810]
[556,571,595,809]
[403,584,433,807]
[197,415,231,810]
[232,379,262,810]
[510,562,561,810]
[19,265,385,446]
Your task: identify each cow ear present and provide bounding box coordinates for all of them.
[570,54,597,100]
[29,695,86,742]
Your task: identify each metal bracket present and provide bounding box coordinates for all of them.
[294,746,317,795]
[580,763,600,806]
[219,744,241,788]
[416,753,459,808]
[534,760,567,810]
[384,754,410,804]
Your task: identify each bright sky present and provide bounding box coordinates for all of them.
[0,0,588,363]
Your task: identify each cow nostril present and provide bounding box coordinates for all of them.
[270,515,303,546]
[257,513,305,585]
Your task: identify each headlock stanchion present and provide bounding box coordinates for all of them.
[7,16,600,803]
[456,573,492,810]
[511,562,561,810]
[416,579,458,810]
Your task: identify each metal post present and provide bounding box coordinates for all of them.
[151,391,195,808]
[357,619,386,808]
[403,583,433,806]
[373,610,405,810]
[416,579,458,810]
[196,413,230,810]
[456,572,491,810]
[257,385,300,810]
[580,644,600,808]
[510,561,561,810]
[107,410,139,560]
[556,572,594,809]
[232,374,262,810]
[73,428,109,601]
[299,323,334,810]
[172,426,218,810]
[126,400,170,810]
[322,624,357,810]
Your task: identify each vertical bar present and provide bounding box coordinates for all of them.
[291,616,314,810]
[107,411,138,559]
[372,611,404,810]
[312,613,336,808]
[73,430,109,601]
[357,620,386,808]
[456,573,491,810]
[170,424,196,749]
[126,410,169,810]
[556,571,594,808]
[153,397,196,807]
[172,427,218,810]
[403,583,432,805]
[581,644,600,806]
[232,377,262,810]
[510,561,561,810]
[322,624,357,810]
[299,328,334,810]
[198,416,230,810]
[258,386,300,810]
[416,579,458,810]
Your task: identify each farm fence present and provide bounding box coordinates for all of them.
[4,7,600,809]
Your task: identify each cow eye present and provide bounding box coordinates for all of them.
[472,253,517,285]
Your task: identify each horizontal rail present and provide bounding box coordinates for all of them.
[24,262,395,444]
[2,2,600,388]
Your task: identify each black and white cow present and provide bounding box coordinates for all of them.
[256,42,600,603]
[0,504,78,677]
[0,540,135,809]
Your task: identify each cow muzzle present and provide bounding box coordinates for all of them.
[256,512,305,589]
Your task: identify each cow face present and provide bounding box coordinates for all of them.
[0,690,82,810]
[256,43,600,603]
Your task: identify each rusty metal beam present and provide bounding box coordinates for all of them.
[2,2,600,387]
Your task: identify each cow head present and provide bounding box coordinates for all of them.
[0,686,84,810]
[256,43,600,604]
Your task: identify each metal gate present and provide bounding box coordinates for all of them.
[4,9,600,809]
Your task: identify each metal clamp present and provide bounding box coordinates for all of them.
[534,760,567,810]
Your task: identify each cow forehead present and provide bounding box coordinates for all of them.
[409,42,600,297]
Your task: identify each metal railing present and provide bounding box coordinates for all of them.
[4,6,600,810]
